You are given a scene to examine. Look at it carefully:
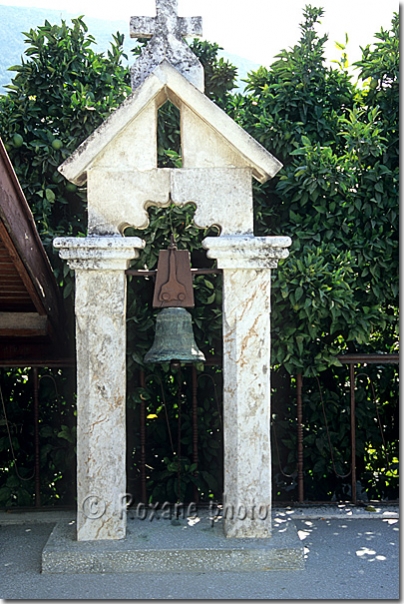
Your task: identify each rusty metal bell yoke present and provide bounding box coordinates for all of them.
[144,238,205,364]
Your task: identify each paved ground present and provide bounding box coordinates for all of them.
[0,506,399,600]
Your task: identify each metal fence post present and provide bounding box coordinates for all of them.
[297,373,304,503]
[349,363,357,504]
[33,367,41,508]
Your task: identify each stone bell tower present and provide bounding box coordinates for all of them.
[54,0,291,541]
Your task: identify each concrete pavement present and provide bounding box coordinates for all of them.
[0,505,399,600]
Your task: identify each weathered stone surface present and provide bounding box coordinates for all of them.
[172,168,254,235]
[180,104,251,170]
[53,237,144,540]
[203,235,292,269]
[87,168,170,235]
[130,0,204,91]
[41,511,304,573]
[58,74,164,186]
[86,167,254,236]
[58,62,282,188]
[82,167,254,237]
[202,236,291,537]
[91,102,158,172]
[158,63,282,183]
[53,237,145,270]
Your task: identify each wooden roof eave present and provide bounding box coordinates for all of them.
[0,138,64,344]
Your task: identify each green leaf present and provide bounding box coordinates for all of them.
[63,280,73,299]
[295,286,303,302]
[45,188,55,203]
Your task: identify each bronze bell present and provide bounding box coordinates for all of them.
[144,238,205,364]
[144,307,205,364]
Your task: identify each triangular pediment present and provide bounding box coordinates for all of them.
[59,61,282,185]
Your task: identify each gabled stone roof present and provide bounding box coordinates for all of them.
[59,61,282,186]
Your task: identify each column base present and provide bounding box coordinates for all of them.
[41,510,304,574]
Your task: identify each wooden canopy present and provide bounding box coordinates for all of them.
[0,138,70,366]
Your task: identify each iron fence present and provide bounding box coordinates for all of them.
[0,353,399,508]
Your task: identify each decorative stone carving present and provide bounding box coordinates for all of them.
[87,168,170,235]
[130,0,204,91]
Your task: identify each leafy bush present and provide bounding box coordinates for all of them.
[0,367,76,507]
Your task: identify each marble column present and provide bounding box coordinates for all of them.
[202,235,291,538]
[53,237,145,541]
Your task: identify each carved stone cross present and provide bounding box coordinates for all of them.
[129,0,204,91]
[130,0,202,40]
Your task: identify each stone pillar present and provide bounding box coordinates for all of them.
[202,235,291,538]
[53,237,145,541]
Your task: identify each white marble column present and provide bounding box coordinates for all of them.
[202,235,291,538]
[53,237,145,541]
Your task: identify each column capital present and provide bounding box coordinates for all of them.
[202,235,291,269]
[53,237,145,271]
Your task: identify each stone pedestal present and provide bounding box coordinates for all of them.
[202,236,291,538]
[53,237,144,541]
[41,510,304,573]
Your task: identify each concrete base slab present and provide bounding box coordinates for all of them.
[41,511,304,573]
